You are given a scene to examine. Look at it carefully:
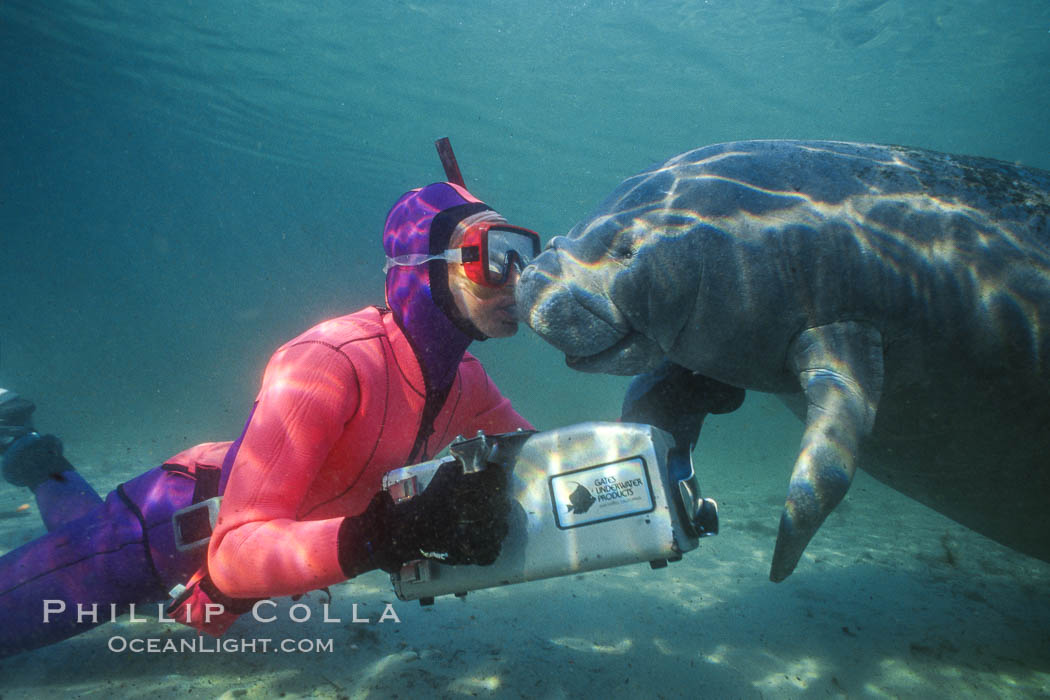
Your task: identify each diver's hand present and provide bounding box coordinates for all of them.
[339,461,510,576]
[392,461,509,566]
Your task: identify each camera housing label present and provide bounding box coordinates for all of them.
[550,457,655,529]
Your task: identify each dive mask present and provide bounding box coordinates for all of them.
[385,221,541,288]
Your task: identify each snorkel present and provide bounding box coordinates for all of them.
[435,137,466,188]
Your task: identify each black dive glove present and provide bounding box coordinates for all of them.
[338,460,510,577]
[0,389,36,453]
[0,389,75,489]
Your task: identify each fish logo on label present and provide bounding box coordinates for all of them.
[565,482,596,514]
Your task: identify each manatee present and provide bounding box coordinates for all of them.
[517,140,1050,581]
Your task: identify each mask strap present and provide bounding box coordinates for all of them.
[383,249,464,274]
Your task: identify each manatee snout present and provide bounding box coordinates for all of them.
[515,264,560,338]
[517,246,629,360]
[516,249,565,338]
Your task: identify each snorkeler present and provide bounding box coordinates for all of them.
[0,146,541,656]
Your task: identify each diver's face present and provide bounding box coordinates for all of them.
[447,221,521,339]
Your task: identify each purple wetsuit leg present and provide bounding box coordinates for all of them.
[32,470,104,532]
[0,465,200,658]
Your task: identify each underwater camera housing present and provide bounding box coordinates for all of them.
[382,421,718,604]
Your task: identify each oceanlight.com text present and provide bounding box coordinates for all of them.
[107,636,335,654]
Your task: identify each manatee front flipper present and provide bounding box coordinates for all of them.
[620,360,745,451]
[770,322,883,582]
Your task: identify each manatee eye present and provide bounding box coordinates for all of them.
[611,232,637,261]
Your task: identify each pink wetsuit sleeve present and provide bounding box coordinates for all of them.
[207,341,359,599]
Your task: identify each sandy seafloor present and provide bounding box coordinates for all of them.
[3,1,1050,696]
[0,395,1047,700]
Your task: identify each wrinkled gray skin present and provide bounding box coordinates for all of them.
[517,140,1050,582]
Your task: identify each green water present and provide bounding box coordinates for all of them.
[2,1,1049,697]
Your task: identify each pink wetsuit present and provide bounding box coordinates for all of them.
[164,306,530,599]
